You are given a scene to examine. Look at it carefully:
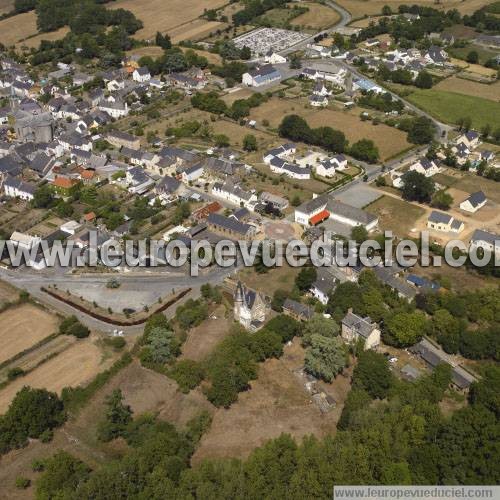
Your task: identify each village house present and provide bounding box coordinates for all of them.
[242,64,281,87]
[207,213,255,241]
[427,211,465,233]
[460,191,487,213]
[181,163,204,183]
[264,50,287,64]
[270,157,311,180]
[310,267,336,305]
[51,175,80,196]
[98,99,129,118]
[233,280,269,331]
[409,157,439,177]
[259,191,289,211]
[132,67,151,83]
[309,94,329,107]
[341,309,381,350]
[212,182,257,209]
[469,229,500,256]
[107,130,141,150]
[3,176,35,201]
[456,130,480,150]
[282,298,313,322]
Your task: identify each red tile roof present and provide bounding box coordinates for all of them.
[309,209,330,226]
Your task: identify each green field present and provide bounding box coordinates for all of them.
[407,89,500,130]
[448,44,498,65]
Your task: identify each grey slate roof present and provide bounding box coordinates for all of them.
[207,213,252,236]
[342,311,376,339]
[465,191,486,208]
[428,210,452,225]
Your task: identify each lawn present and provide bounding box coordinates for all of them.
[257,7,298,27]
[365,195,426,238]
[407,89,500,130]
[448,44,499,66]
[434,77,500,102]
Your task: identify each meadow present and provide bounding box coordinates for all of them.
[407,89,500,130]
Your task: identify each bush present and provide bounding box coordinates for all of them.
[7,367,25,381]
[15,477,30,489]
[104,336,126,350]
[169,360,205,393]
[59,316,90,338]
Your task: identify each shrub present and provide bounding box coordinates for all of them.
[169,360,205,393]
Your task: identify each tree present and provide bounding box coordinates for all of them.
[351,225,369,244]
[32,184,53,208]
[384,311,428,347]
[240,45,251,60]
[349,139,379,163]
[59,315,90,338]
[415,70,433,89]
[0,387,65,454]
[35,452,90,500]
[430,189,453,210]
[271,289,288,312]
[97,389,132,442]
[381,5,392,15]
[141,327,180,365]
[302,314,339,346]
[401,170,435,203]
[407,116,435,144]
[169,360,205,393]
[353,350,393,399]
[214,134,230,148]
[295,267,317,292]
[466,50,479,64]
[304,335,347,382]
[243,134,257,151]
[290,54,302,69]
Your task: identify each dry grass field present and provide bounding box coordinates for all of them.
[181,47,223,65]
[290,2,341,29]
[111,0,227,40]
[211,119,275,148]
[435,77,500,102]
[169,19,227,44]
[249,98,411,160]
[126,46,164,58]
[0,337,109,413]
[0,0,13,15]
[340,0,491,18]
[180,305,232,361]
[365,195,426,237]
[193,338,351,462]
[0,11,37,46]
[0,280,18,307]
[0,304,59,365]
[236,263,301,296]
[307,108,412,160]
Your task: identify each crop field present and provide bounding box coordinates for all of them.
[407,89,500,130]
[434,77,500,102]
[290,2,341,29]
[339,0,491,17]
[0,304,60,365]
[111,0,227,40]
[0,338,108,413]
[193,338,351,462]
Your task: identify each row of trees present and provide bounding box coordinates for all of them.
[191,90,269,121]
[279,114,381,162]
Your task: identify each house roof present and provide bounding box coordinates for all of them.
[342,311,376,339]
[470,229,499,247]
[207,213,252,236]
[310,209,330,226]
[465,191,486,208]
[52,176,78,189]
[283,298,313,319]
[428,210,452,225]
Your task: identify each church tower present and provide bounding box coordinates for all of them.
[234,281,244,320]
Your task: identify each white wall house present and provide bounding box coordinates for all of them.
[132,67,151,83]
[409,158,439,177]
[460,191,487,213]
